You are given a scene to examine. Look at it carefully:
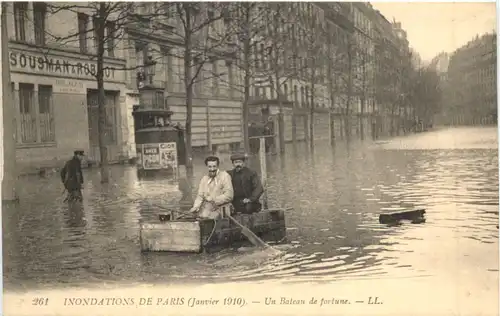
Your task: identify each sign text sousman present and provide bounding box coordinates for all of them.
[9,51,116,79]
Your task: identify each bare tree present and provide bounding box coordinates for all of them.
[374,37,402,137]
[156,2,230,170]
[39,2,142,183]
[265,3,301,152]
[298,5,327,150]
[224,3,306,153]
[343,39,357,140]
[324,29,347,145]
[224,2,297,152]
[220,2,267,153]
[409,66,442,130]
[351,46,373,140]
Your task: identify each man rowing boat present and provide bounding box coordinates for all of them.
[227,152,263,214]
[189,156,234,219]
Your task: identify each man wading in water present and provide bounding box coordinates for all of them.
[227,152,264,214]
[189,156,234,219]
[60,150,85,202]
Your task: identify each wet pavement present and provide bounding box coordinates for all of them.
[3,126,498,292]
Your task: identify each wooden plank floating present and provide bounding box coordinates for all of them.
[379,209,426,225]
[140,209,287,253]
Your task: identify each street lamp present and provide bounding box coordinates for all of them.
[144,55,157,84]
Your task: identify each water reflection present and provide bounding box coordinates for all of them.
[57,202,91,280]
[2,127,498,289]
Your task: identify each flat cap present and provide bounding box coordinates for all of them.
[74,150,85,155]
[230,152,247,161]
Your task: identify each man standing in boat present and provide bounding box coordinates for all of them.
[60,150,85,202]
[189,156,234,219]
[228,152,264,214]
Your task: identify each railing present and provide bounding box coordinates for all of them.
[19,113,37,143]
[39,112,54,142]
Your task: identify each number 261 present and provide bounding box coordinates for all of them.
[32,298,49,306]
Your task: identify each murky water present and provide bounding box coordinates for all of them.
[3,126,498,290]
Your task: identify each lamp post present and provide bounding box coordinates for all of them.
[138,55,162,109]
[144,55,157,85]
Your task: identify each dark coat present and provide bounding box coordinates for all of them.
[60,157,83,191]
[228,167,264,203]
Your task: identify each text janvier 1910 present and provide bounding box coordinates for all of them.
[49,296,382,308]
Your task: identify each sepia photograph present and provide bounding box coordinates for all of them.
[0,1,498,315]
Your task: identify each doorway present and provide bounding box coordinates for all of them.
[87,89,120,163]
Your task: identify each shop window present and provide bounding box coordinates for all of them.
[38,85,55,142]
[18,83,36,143]
[17,83,55,145]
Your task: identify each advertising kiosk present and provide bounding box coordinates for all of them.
[132,107,186,177]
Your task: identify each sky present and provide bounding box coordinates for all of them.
[371,2,497,62]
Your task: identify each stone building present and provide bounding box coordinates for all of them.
[5,2,135,173]
[446,33,497,125]
[370,9,413,135]
[4,2,243,173]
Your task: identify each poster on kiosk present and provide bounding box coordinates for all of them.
[140,142,178,171]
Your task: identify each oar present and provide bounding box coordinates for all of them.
[227,214,276,250]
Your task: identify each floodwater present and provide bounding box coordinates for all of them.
[3,127,499,295]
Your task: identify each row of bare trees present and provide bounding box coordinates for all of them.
[6,2,400,184]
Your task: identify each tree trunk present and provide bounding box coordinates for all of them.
[278,100,285,154]
[96,4,109,183]
[390,102,396,136]
[329,86,336,145]
[345,45,353,141]
[360,57,366,141]
[1,3,18,201]
[183,7,193,170]
[275,73,285,154]
[242,22,250,154]
[329,112,335,146]
[360,95,365,140]
[309,82,315,151]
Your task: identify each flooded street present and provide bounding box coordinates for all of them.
[3,127,498,293]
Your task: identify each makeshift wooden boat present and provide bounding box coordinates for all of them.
[140,205,287,253]
[140,136,289,253]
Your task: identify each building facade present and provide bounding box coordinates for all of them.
[369,9,413,135]
[5,2,415,173]
[5,2,245,173]
[445,33,497,125]
[5,2,133,173]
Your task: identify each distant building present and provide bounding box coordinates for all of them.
[430,52,450,74]
[446,33,496,125]
[409,48,423,69]
[429,52,450,86]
